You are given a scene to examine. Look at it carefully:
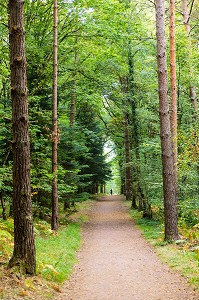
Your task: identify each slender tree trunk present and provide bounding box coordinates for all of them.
[124,112,132,201]
[100,185,103,193]
[52,0,58,232]
[8,0,36,274]
[0,192,7,220]
[118,159,125,195]
[169,0,178,194]
[128,47,145,210]
[155,0,179,241]
[120,76,133,202]
[70,81,76,126]
[181,0,198,119]
[70,36,78,127]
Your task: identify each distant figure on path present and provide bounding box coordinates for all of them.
[110,189,113,195]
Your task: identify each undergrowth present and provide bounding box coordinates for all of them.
[36,222,80,282]
[129,208,199,291]
[0,218,14,263]
[0,200,92,299]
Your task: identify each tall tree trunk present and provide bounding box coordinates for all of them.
[128,47,146,210]
[169,0,178,194]
[51,0,58,232]
[118,159,125,195]
[70,81,76,127]
[100,185,103,193]
[124,112,132,201]
[120,76,134,202]
[181,0,198,119]
[155,0,179,241]
[8,0,36,274]
[70,36,78,127]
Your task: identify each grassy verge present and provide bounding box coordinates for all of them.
[129,208,199,291]
[0,200,93,299]
[36,222,81,283]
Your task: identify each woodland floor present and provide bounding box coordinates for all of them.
[56,195,199,300]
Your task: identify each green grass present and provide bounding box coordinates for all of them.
[0,200,91,285]
[129,207,199,291]
[0,215,82,283]
[36,222,81,283]
[0,200,92,299]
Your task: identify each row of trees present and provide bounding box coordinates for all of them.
[1,0,113,273]
[0,0,198,274]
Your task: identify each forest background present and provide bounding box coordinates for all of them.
[0,0,199,296]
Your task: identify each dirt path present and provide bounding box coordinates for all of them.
[57,195,199,300]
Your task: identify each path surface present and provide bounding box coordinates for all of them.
[57,195,199,300]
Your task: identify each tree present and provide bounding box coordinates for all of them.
[169,0,178,194]
[155,0,179,241]
[124,111,132,201]
[8,0,36,274]
[119,76,133,202]
[0,0,197,241]
[51,0,59,231]
[76,102,112,194]
[181,0,198,119]
[70,36,78,127]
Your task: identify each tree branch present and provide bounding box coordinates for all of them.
[189,0,195,17]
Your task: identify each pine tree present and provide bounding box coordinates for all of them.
[155,0,179,241]
[8,0,36,274]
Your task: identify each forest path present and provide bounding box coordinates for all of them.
[57,195,198,300]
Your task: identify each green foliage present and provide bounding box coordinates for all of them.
[177,129,199,226]
[0,219,14,235]
[178,198,199,227]
[130,209,164,242]
[0,218,14,262]
[0,165,12,193]
[73,192,91,202]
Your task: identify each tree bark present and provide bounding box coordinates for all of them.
[8,0,36,274]
[52,0,58,232]
[169,0,178,194]
[155,0,179,241]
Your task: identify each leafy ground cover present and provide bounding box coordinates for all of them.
[129,207,199,291]
[0,200,92,299]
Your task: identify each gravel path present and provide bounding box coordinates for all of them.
[57,195,199,300]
